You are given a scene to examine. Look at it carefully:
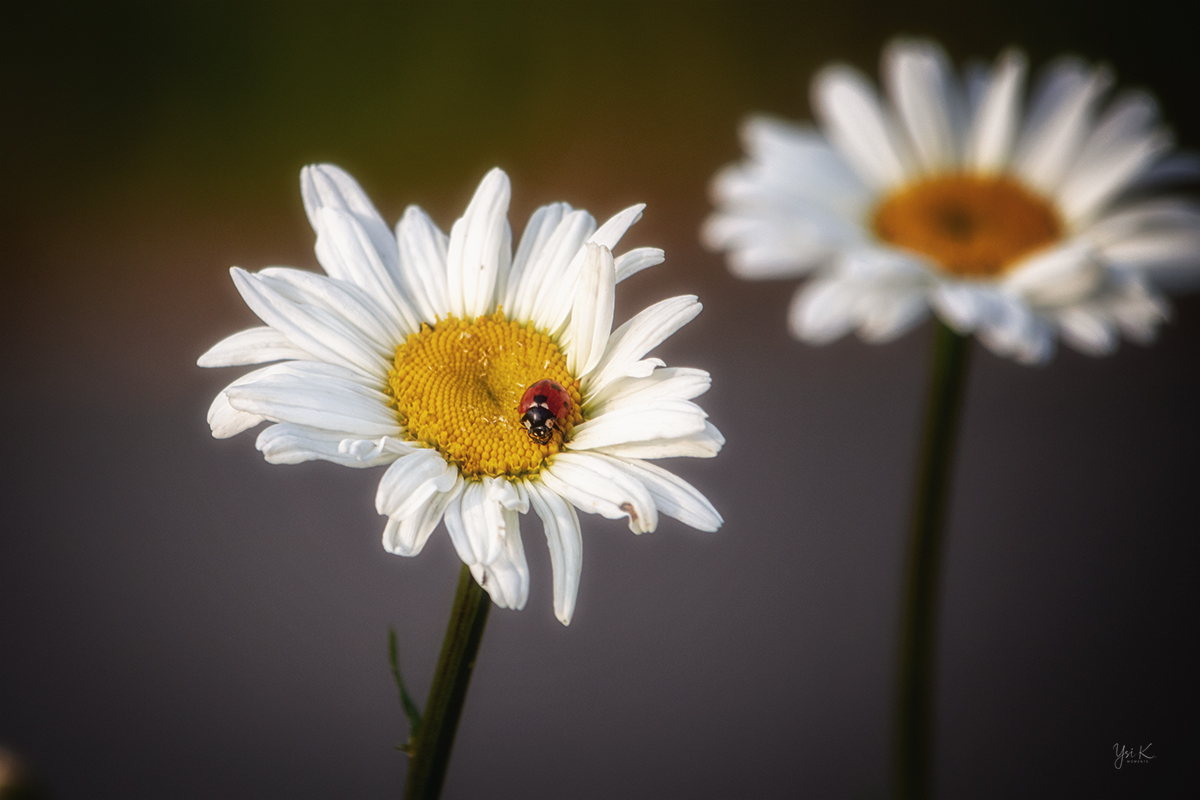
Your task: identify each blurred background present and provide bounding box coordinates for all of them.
[2,1,1197,798]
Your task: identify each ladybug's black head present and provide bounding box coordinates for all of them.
[520,406,556,444]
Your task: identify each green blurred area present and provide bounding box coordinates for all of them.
[4,0,1196,227]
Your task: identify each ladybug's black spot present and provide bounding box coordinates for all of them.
[533,394,548,404]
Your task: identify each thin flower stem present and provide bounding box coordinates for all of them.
[895,319,971,800]
[404,565,491,800]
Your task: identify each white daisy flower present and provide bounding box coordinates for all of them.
[200,166,724,624]
[704,38,1200,364]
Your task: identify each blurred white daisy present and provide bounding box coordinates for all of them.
[200,166,723,624]
[704,38,1200,363]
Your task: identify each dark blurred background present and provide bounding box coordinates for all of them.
[2,2,1196,798]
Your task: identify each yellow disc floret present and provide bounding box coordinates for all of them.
[873,175,1062,277]
[387,311,583,478]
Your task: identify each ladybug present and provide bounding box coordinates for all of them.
[518,379,572,444]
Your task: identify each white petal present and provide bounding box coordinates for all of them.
[1003,242,1104,306]
[505,202,571,310]
[255,423,399,467]
[703,209,846,279]
[569,400,709,452]
[529,208,637,336]
[598,455,723,532]
[614,247,665,283]
[257,267,402,351]
[1085,199,1200,244]
[542,452,657,534]
[526,480,583,625]
[300,164,396,281]
[591,421,725,460]
[1101,230,1200,290]
[568,243,616,377]
[883,39,961,174]
[382,476,462,557]
[1057,91,1171,223]
[931,282,990,332]
[207,365,274,438]
[1057,307,1118,355]
[375,449,458,521]
[723,116,873,214]
[857,286,930,343]
[230,268,391,378]
[627,357,666,378]
[468,508,529,610]
[589,204,645,249]
[493,220,514,314]
[1013,60,1112,194]
[339,435,416,463]
[395,205,451,322]
[952,289,1054,364]
[444,478,525,567]
[1106,278,1170,342]
[704,115,872,280]
[812,64,913,188]
[315,208,418,332]
[197,326,312,368]
[443,482,485,566]
[584,296,702,395]
[1132,152,1200,189]
[224,361,400,437]
[964,49,1027,173]
[446,168,511,319]
[510,209,595,325]
[585,367,711,416]
[789,275,863,343]
[791,247,932,343]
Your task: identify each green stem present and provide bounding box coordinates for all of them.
[404,565,491,800]
[895,319,971,800]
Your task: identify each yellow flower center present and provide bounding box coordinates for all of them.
[387,311,582,478]
[872,175,1062,277]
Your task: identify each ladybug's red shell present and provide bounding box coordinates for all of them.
[518,380,572,444]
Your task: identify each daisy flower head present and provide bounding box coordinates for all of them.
[200,166,724,624]
[704,38,1200,363]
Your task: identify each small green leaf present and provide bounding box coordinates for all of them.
[388,627,424,749]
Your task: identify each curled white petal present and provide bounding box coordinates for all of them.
[542,452,657,534]
[256,423,399,468]
[584,296,702,395]
[468,509,529,610]
[614,247,665,283]
[300,164,397,282]
[197,327,312,368]
[207,365,274,439]
[375,449,458,521]
[593,455,723,533]
[382,475,463,558]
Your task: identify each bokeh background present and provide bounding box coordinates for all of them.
[2,2,1197,798]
